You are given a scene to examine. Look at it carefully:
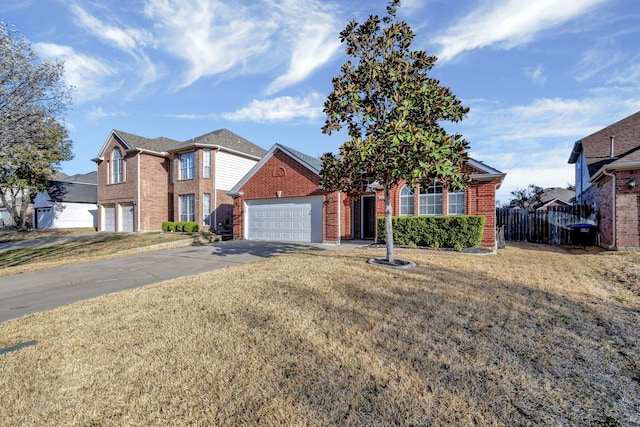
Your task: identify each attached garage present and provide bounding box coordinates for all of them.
[104,205,116,231]
[120,204,135,232]
[246,197,322,243]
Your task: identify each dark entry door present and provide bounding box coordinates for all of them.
[362,196,375,239]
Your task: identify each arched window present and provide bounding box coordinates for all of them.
[419,180,443,215]
[112,147,123,184]
[400,185,414,216]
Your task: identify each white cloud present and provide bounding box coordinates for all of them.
[33,42,116,103]
[70,4,152,52]
[144,0,276,88]
[87,107,126,120]
[265,0,341,94]
[461,95,640,202]
[222,93,323,122]
[524,64,546,86]
[69,4,158,95]
[434,0,608,63]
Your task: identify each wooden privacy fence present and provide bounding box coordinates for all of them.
[496,205,598,245]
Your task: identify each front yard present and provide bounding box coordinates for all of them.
[0,243,639,425]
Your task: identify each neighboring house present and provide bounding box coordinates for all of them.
[92,129,266,232]
[229,144,505,247]
[32,172,98,229]
[568,110,640,249]
[513,187,575,210]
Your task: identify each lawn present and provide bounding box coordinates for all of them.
[0,243,639,426]
[0,230,203,277]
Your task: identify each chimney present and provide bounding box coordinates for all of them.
[610,136,615,158]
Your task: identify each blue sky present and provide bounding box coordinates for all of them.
[3,0,640,203]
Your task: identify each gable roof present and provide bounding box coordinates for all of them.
[515,187,575,209]
[173,128,267,159]
[47,180,97,204]
[94,128,265,162]
[568,110,640,179]
[228,144,322,196]
[229,143,506,196]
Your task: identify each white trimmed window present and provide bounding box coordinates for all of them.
[203,149,211,178]
[179,152,195,180]
[203,194,211,226]
[448,190,466,215]
[112,147,123,184]
[400,185,414,216]
[419,180,443,216]
[180,194,195,222]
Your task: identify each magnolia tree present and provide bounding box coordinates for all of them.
[320,0,470,264]
[0,21,73,230]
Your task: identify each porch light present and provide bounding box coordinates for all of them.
[629,178,636,189]
[276,190,282,198]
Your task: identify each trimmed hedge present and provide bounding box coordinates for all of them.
[162,221,198,232]
[377,215,485,250]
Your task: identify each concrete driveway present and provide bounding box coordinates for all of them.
[0,240,365,323]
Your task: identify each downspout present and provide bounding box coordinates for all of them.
[212,147,220,230]
[137,152,141,232]
[602,169,616,249]
[337,191,341,245]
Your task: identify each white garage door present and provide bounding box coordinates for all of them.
[104,205,115,232]
[246,197,322,243]
[121,204,135,232]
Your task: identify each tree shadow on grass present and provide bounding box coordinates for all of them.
[219,250,640,426]
[0,234,129,269]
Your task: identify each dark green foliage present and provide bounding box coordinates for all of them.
[319,0,470,263]
[378,216,485,249]
[182,222,199,233]
[162,221,175,232]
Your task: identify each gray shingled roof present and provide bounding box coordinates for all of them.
[58,171,97,184]
[47,181,97,204]
[276,144,323,173]
[569,110,640,176]
[111,128,266,158]
[177,128,266,158]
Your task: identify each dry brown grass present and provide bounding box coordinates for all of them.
[0,231,196,277]
[1,243,639,426]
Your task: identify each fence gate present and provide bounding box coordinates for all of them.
[496,205,598,245]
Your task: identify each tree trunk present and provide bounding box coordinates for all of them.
[383,182,395,263]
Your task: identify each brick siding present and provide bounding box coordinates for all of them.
[232,148,498,246]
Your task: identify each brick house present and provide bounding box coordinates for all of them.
[229,144,505,247]
[92,129,265,232]
[569,110,640,249]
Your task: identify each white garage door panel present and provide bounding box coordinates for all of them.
[104,206,115,232]
[247,197,322,243]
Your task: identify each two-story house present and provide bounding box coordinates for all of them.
[568,110,640,249]
[92,129,266,232]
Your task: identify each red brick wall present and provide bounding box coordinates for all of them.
[614,170,640,248]
[97,137,138,231]
[373,176,499,247]
[139,154,170,231]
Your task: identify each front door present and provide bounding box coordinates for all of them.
[362,196,375,239]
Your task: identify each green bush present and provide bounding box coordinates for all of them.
[162,221,198,232]
[377,215,485,248]
[182,222,199,232]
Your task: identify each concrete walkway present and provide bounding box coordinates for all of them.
[0,240,369,323]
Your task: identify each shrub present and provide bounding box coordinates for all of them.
[378,215,485,249]
[162,221,175,232]
[182,222,199,232]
